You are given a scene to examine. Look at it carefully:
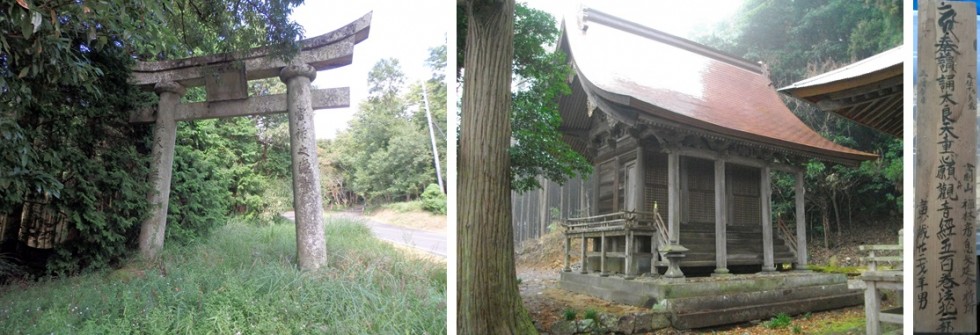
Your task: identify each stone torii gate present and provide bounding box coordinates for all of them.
[128,13,371,271]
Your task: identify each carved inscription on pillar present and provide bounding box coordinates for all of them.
[915,1,978,332]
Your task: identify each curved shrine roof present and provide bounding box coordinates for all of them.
[558,9,877,164]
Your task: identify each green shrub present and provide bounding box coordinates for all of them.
[562,308,577,321]
[584,308,599,323]
[420,184,446,214]
[764,313,792,329]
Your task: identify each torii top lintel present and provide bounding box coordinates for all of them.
[129,12,372,88]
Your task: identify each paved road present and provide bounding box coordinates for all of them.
[282,212,446,258]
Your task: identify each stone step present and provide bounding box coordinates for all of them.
[670,291,862,329]
[678,232,777,240]
[683,252,795,261]
[677,236,795,246]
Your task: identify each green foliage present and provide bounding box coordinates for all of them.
[165,121,233,245]
[0,218,447,334]
[0,253,25,282]
[703,0,902,88]
[509,4,591,191]
[166,114,293,243]
[583,308,599,323]
[764,313,792,329]
[457,4,592,192]
[330,52,447,205]
[421,184,447,215]
[0,42,154,275]
[562,308,577,321]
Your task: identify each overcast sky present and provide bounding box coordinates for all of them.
[290,0,450,139]
[523,0,744,40]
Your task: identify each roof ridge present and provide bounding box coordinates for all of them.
[579,6,762,74]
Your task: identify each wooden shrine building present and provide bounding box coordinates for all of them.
[548,8,877,328]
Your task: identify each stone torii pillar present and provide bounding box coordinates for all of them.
[280,64,326,270]
[138,81,185,260]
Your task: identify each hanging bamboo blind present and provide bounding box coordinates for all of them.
[684,157,715,224]
[644,151,668,216]
[727,164,761,226]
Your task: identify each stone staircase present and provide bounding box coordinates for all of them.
[671,222,795,268]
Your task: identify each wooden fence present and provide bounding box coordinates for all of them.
[511,174,595,244]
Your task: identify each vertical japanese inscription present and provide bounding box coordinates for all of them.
[915,1,978,333]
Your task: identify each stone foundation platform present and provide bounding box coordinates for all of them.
[559,271,862,329]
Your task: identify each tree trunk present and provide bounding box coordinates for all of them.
[831,191,841,238]
[820,202,830,250]
[458,0,536,333]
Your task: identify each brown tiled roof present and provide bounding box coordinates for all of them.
[557,9,877,164]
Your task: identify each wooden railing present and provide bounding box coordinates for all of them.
[775,217,798,256]
[859,230,903,335]
[648,206,670,250]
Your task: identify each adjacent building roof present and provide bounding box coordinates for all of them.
[779,46,903,138]
[556,8,877,165]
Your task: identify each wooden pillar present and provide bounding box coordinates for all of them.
[864,281,881,335]
[563,236,571,272]
[599,232,607,276]
[760,165,775,272]
[667,152,680,243]
[624,231,634,279]
[579,236,588,274]
[795,171,808,269]
[138,81,185,260]
[713,159,729,275]
[634,148,645,212]
[650,235,658,276]
[540,177,548,237]
[915,2,978,332]
[281,64,327,271]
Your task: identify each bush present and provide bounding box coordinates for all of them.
[584,308,599,323]
[764,313,792,329]
[420,184,446,214]
[562,308,577,321]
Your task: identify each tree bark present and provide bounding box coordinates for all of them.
[821,206,830,249]
[458,0,537,333]
[831,191,841,238]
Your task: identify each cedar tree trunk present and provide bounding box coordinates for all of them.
[457,0,537,333]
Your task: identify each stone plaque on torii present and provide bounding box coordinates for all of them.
[128,13,372,271]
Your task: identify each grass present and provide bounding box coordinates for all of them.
[0,217,446,334]
[378,200,425,213]
[562,308,576,321]
[807,264,863,276]
[764,313,792,329]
